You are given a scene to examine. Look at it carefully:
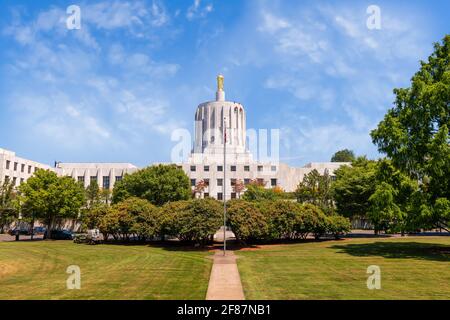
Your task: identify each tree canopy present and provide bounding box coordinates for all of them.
[331,149,355,162]
[371,34,450,230]
[18,170,85,238]
[112,164,191,206]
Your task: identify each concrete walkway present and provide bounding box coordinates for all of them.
[206,250,245,300]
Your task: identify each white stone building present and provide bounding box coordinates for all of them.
[179,75,349,200]
[0,75,349,198]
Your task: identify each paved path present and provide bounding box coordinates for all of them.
[206,250,245,300]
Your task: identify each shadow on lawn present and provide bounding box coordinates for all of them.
[330,241,450,262]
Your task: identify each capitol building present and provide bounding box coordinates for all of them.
[0,75,348,200]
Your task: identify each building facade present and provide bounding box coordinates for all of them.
[0,75,349,198]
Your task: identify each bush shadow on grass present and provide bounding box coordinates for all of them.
[330,241,450,262]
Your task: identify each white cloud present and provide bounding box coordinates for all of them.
[186,0,213,20]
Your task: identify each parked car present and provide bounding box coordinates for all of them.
[50,229,74,240]
[32,227,47,235]
[8,228,31,236]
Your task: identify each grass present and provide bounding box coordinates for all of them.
[236,236,450,300]
[0,241,213,300]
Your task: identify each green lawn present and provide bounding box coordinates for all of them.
[236,237,450,300]
[0,241,212,300]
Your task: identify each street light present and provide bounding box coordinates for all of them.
[223,116,227,256]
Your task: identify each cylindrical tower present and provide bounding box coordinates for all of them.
[194,75,246,154]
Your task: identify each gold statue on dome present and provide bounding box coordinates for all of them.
[217,74,224,91]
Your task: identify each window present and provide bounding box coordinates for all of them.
[115,176,123,182]
[21,164,25,173]
[90,176,97,184]
[231,178,236,186]
[244,178,250,185]
[257,178,265,185]
[271,178,277,187]
[20,178,24,185]
[191,179,196,186]
[257,165,263,172]
[34,167,38,172]
[103,176,110,189]
[244,165,250,172]
[230,165,236,172]
[190,165,196,172]
[204,192,209,198]
[204,179,210,186]
[6,160,10,170]
[77,176,85,183]
[12,177,17,186]
[4,176,10,182]
[217,178,223,186]
[204,165,209,172]
[14,162,18,171]
[271,166,277,172]
[217,193,223,200]
[217,165,223,172]
[231,192,237,199]
[28,165,32,174]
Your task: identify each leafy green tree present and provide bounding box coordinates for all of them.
[295,169,334,214]
[369,160,418,234]
[331,149,355,162]
[332,157,377,219]
[227,199,268,243]
[18,170,85,239]
[85,181,101,210]
[0,180,17,233]
[371,35,450,229]
[112,164,191,206]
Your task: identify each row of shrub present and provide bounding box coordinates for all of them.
[227,200,351,243]
[82,198,350,244]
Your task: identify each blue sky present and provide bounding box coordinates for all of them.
[0,0,449,167]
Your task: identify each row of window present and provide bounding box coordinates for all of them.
[5,160,38,174]
[202,193,241,200]
[77,175,123,189]
[190,165,277,172]
[191,178,277,187]
[3,175,123,189]
[3,176,25,186]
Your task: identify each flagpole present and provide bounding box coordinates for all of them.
[223,116,227,256]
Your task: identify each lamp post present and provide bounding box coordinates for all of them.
[223,116,227,256]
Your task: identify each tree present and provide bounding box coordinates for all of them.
[332,157,377,219]
[371,35,450,229]
[295,169,334,213]
[227,200,268,243]
[194,180,207,198]
[18,170,85,239]
[0,180,17,233]
[85,181,101,210]
[112,164,191,206]
[369,160,418,234]
[232,179,245,199]
[331,149,355,162]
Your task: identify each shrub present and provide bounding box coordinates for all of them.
[227,199,268,243]
[300,203,328,240]
[99,197,161,241]
[261,200,303,240]
[164,199,222,244]
[327,215,351,239]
